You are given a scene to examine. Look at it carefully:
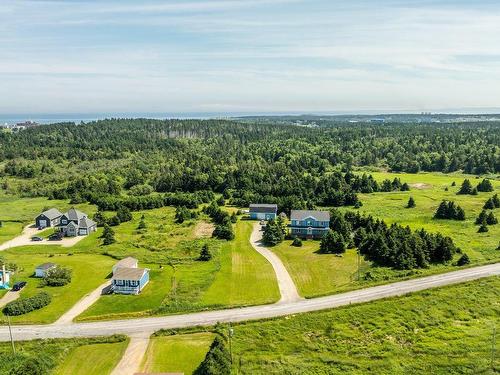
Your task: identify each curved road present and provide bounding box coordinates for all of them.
[1,262,498,342]
[249,222,302,303]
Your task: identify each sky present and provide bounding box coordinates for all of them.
[1,0,500,114]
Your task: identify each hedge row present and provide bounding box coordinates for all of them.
[3,292,51,316]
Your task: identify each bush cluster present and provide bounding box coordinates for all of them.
[3,292,51,316]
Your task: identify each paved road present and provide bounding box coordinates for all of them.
[1,263,498,342]
[0,224,84,251]
[249,222,302,303]
[54,280,111,325]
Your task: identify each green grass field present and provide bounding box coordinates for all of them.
[53,340,128,375]
[273,240,370,297]
[0,221,23,245]
[156,276,499,374]
[141,333,215,374]
[202,220,280,306]
[354,172,500,262]
[0,251,115,324]
[79,220,279,320]
[0,335,127,374]
[271,172,500,297]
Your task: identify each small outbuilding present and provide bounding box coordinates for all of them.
[35,263,57,278]
[249,204,278,221]
[112,257,139,274]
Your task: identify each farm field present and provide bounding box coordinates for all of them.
[141,332,215,374]
[155,276,499,374]
[0,335,128,374]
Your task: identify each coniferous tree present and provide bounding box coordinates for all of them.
[102,224,116,245]
[477,179,494,192]
[478,223,489,233]
[116,206,132,222]
[406,196,416,208]
[492,194,500,208]
[199,244,212,261]
[93,210,107,227]
[319,230,346,254]
[137,214,147,229]
[484,198,496,210]
[457,179,473,195]
[194,335,231,375]
[457,253,470,266]
[475,210,488,225]
[486,212,498,225]
[262,219,284,246]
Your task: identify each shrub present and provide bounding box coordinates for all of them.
[457,253,470,266]
[434,200,465,220]
[116,206,132,223]
[457,179,473,195]
[212,222,234,240]
[292,237,302,247]
[102,224,116,245]
[477,178,494,192]
[43,266,72,287]
[3,292,51,316]
[486,212,498,225]
[478,224,489,233]
[262,219,285,246]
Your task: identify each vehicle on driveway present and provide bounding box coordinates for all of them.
[12,281,27,291]
[49,232,63,241]
[31,236,43,241]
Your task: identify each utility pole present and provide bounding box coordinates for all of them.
[7,315,15,355]
[228,326,234,364]
[492,325,496,371]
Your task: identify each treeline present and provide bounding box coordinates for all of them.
[328,210,460,270]
[0,119,498,202]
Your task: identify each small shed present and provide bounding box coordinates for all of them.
[112,257,139,274]
[35,263,57,278]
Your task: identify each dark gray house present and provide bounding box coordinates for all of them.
[35,208,63,229]
[289,210,330,239]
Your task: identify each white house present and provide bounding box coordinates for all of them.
[35,263,57,278]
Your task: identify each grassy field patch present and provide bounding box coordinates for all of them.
[53,340,128,375]
[141,333,215,374]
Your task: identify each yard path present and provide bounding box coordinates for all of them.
[1,262,498,342]
[250,222,302,303]
[0,290,20,309]
[0,224,85,251]
[54,280,111,325]
[111,332,152,375]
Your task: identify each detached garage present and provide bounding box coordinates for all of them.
[35,208,63,228]
[249,204,278,221]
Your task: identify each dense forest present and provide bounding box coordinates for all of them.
[0,119,499,211]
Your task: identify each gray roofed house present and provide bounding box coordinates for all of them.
[56,207,97,237]
[249,203,278,220]
[290,210,330,222]
[290,210,330,239]
[66,208,87,222]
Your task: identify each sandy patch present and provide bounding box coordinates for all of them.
[194,222,215,238]
[410,183,432,190]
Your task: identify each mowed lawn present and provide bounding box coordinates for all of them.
[202,220,280,306]
[141,333,215,374]
[53,340,129,375]
[0,251,115,324]
[273,240,369,297]
[227,276,500,374]
[77,264,174,321]
[354,171,500,262]
[0,221,23,245]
